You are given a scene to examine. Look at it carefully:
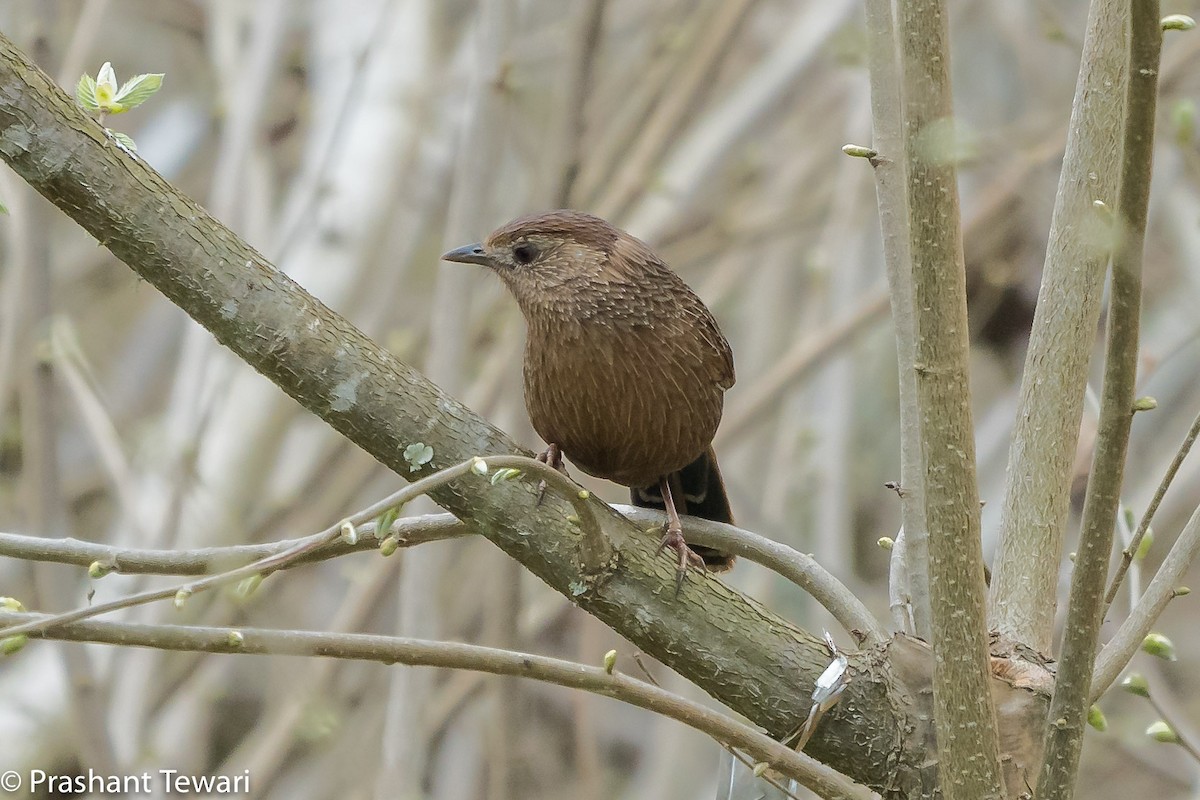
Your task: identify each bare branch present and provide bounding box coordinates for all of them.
[0,458,490,641]
[863,0,929,639]
[988,0,1129,655]
[0,503,886,645]
[897,0,1005,795]
[1091,500,1200,701]
[1035,3,1160,796]
[2,612,876,800]
[1104,404,1200,612]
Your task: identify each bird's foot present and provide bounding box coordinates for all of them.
[535,443,567,506]
[657,522,707,595]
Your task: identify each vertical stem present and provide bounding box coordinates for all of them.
[864,0,930,639]
[987,0,1128,655]
[897,0,1005,797]
[1036,3,1161,796]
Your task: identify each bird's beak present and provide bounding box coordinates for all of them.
[441,243,491,266]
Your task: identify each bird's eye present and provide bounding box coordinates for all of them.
[512,242,538,265]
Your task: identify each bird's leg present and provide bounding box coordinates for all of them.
[535,443,566,506]
[656,474,706,593]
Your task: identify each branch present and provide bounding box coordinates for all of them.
[0,458,493,640]
[0,505,886,645]
[1035,4,1160,797]
[1145,684,1200,766]
[988,0,1129,655]
[1104,404,1200,612]
[863,0,929,639]
[897,0,1004,797]
[1091,499,1200,701]
[0,33,909,789]
[0,612,874,800]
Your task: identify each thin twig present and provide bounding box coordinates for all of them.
[1146,690,1200,766]
[0,502,883,644]
[1091,499,1200,701]
[863,0,929,640]
[1104,404,1200,612]
[483,455,612,567]
[3,613,876,800]
[0,458,486,640]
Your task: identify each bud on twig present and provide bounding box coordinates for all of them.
[1161,14,1196,31]
[1146,720,1181,744]
[1141,632,1177,661]
[841,144,878,159]
[1120,673,1150,698]
[1132,396,1158,412]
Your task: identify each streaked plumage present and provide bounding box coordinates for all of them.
[443,210,735,573]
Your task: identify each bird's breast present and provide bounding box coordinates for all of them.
[522,320,725,488]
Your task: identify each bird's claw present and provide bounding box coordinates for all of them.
[535,444,567,507]
[657,523,706,595]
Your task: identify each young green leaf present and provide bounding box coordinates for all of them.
[95,62,118,108]
[112,72,165,112]
[375,506,400,538]
[76,73,99,112]
[0,597,26,612]
[107,130,138,152]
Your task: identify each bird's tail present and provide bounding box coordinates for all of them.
[631,446,735,572]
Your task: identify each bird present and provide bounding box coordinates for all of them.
[442,210,736,589]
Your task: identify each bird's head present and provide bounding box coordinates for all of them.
[441,210,655,312]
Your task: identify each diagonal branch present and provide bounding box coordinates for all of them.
[1103,404,1200,613]
[1091,499,1200,701]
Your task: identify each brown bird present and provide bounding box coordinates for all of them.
[443,210,736,588]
